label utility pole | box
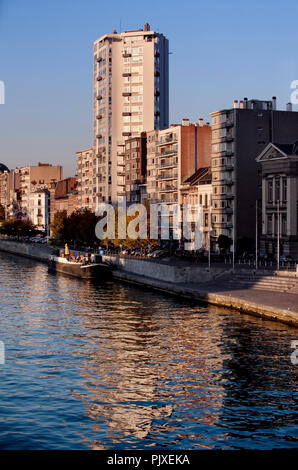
[208,207,211,270]
[255,200,258,270]
[232,211,235,270]
[277,199,280,270]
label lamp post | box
[277,199,280,270]
[255,200,258,270]
[208,207,211,270]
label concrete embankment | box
[0,239,51,262]
[0,240,297,327]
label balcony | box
[157,173,177,181]
[154,90,160,97]
[122,131,131,137]
[225,194,235,199]
[157,136,178,146]
[154,51,160,57]
[225,179,234,185]
[117,151,125,157]
[154,70,160,77]
[226,208,233,214]
[96,75,103,81]
[96,94,103,100]
[122,112,131,116]
[226,151,234,157]
[96,134,103,139]
[158,160,178,169]
[225,121,234,128]
[160,196,178,204]
[96,114,103,120]
[122,52,131,58]
[226,164,234,171]
[154,111,160,116]
[97,56,103,63]
[122,72,131,77]
[157,149,178,157]
[159,185,177,192]
[117,171,125,176]
[122,92,131,97]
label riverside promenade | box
[0,238,298,327]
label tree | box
[0,218,36,237]
[50,210,68,240]
[0,204,5,221]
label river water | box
[0,252,297,449]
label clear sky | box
[1,0,298,177]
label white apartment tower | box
[93,23,169,204]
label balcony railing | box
[157,137,178,146]
[157,160,178,169]
[157,173,177,180]
[157,149,178,158]
[159,185,177,192]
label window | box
[268,179,273,203]
[282,177,287,203]
[267,214,272,235]
[275,177,280,203]
[282,214,287,236]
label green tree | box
[0,218,36,237]
[50,210,68,240]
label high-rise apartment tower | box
[93,23,169,204]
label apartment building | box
[15,163,63,218]
[156,119,212,205]
[0,167,21,218]
[51,177,78,222]
[256,142,298,259]
[146,130,159,202]
[180,167,213,249]
[0,164,10,215]
[76,148,96,210]
[124,132,147,203]
[210,97,298,249]
[28,189,50,232]
[93,23,169,204]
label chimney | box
[198,118,204,126]
[233,100,238,109]
[113,29,117,34]
[272,96,277,110]
[286,102,292,112]
[239,100,244,109]
[144,22,150,31]
[182,118,190,126]
[243,97,248,109]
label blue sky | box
[1,0,298,176]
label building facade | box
[76,149,96,210]
[210,97,298,250]
[256,142,298,259]
[93,23,169,204]
[124,132,147,203]
[180,167,213,249]
[28,189,50,232]
[15,163,63,218]
[156,119,212,205]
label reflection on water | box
[0,252,297,449]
